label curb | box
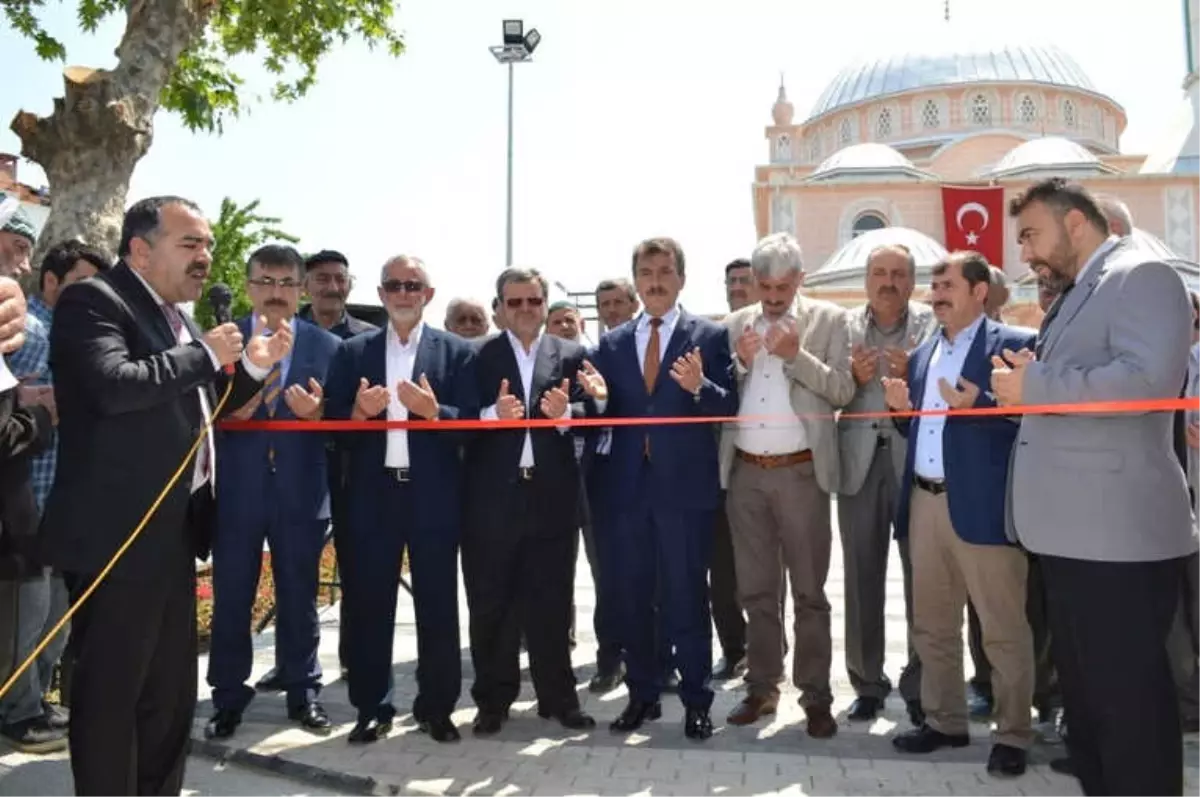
[189,736,385,796]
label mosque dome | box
[808,143,929,182]
[808,43,1103,121]
[987,136,1115,178]
[807,227,948,288]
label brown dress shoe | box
[804,705,838,739]
[727,693,779,726]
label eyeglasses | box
[248,277,302,289]
[505,297,545,309]
[454,315,487,325]
[310,273,351,287]
[381,279,426,294]
[726,274,753,286]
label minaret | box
[1186,0,1198,87]
[772,74,794,127]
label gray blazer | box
[719,298,855,495]
[836,301,937,497]
[1010,238,1198,562]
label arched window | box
[921,99,941,129]
[1018,94,1038,125]
[875,107,893,139]
[852,212,888,237]
[808,136,822,162]
[774,134,792,162]
[1062,99,1077,128]
[970,94,992,126]
[838,118,853,145]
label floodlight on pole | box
[490,20,541,268]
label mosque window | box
[875,107,893,140]
[1018,94,1038,125]
[1062,99,1077,128]
[838,118,853,145]
[920,99,941,129]
[808,136,822,162]
[969,94,992,126]
[1094,107,1105,138]
[774,134,792,162]
[852,211,888,237]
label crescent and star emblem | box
[956,202,990,246]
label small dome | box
[810,143,919,181]
[807,227,948,288]
[772,76,795,126]
[989,136,1110,177]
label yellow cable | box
[0,378,236,702]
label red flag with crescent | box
[941,185,1005,267]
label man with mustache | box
[324,255,477,744]
[204,245,340,741]
[884,250,1037,777]
[837,243,935,724]
[445,298,490,341]
[724,258,759,312]
[41,196,291,794]
[996,178,1194,795]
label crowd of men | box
[0,176,1194,796]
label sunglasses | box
[505,297,545,309]
[381,279,425,294]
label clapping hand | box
[990,348,1036,406]
[495,378,525,420]
[882,376,912,412]
[669,347,705,395]
[0,279,26,354]
[284,378,324,420]
[352,378,390,420]
[396,373,439,420]
[937,376,980,409]
[850,344,878,386]
[736,324,763,366]
[883,346,909,379]
[539,378,571,420]
[764,318,800,361]
[244,315,293,370]
[577,360,608,401]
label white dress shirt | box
[913,314,985,481]
[735,313,807,455]
[595,306,681,456]
[385,321,424,469]
[480,331,542,467]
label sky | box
[0,0,1190,329]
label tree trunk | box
[9,0,212,289]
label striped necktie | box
[263,361,283,416]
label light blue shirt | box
[265,317,297,387]
[913,314,985,481]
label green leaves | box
[195,196,299,330]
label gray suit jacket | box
[836,301,937,497]
[1010,238,1198,562]
[719,297,855,495]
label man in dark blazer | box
[588,237,737,740]
[463,268,596,735]
[884,251,1038,778]
[324,255,477,745]
[41,196,289,795]
[204,245,340,740]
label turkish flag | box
[941,185,1006,267]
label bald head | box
[1094,194,1133,238]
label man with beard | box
[324,255,476,744]
[837,244,934,724]
[995,178,1194,795]
[204,245,339,740]
[41,196,290,794]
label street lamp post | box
[490,20,541,267]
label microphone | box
[206,283,236,374]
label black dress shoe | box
[892,724,970,754]
[1049,757,1074,776]
[254,667,284,693]
[204,709,242,740]
[588,664,625,694]
[986,743,1027,777]
[472,710,507,737]
[905,698,925,727]
[684,707,713,740]
[419,716,461,743]
[288,702,333,734]
[347,717,392,744]
[712,656,747,681]
[847,696,883,721]
[610,700,662,733]
[538,707,596,730]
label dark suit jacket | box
[0,388,52,579]
[589,310,737,512]
[40,263,263,580]
[324,324,478,533]
[464,333,592,536]
[215,317,340,525]
[894,317,1037,546]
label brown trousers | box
[727,458,832,708]
[909,488,1034,748]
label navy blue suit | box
[324,325,477,723]
[894,318,1037,545]
[208,317,340,714]
[590,310,737,708]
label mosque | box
[756,0,1200,317]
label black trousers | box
[710,495,746,663]
[1042,554,1184,796]
[463,480,578,715]
[327,445,352,672]
[64,567,196,796]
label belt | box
[386,467,411,483]
[735,449,813,469]
[913,475,947,495]
[518,466,535,482]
